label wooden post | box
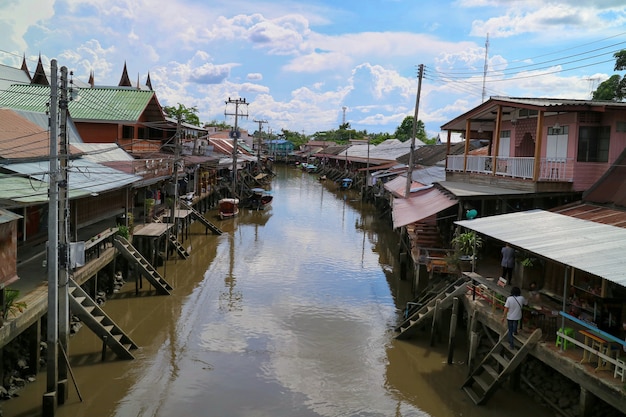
[430,299,441,346]
[467,310,479,373]
[447,297,459,364]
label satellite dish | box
[466,209,478,220]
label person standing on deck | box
[500,242,515,284]
[502,286,527,349]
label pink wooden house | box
[440,97,626,193]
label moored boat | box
[248,188,273,210]
[218,198,239,219]
[340,178,353,189]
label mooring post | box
[447,297,459,364]
[101,336,107,362]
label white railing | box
[446,155,572,181]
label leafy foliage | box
[163,103,200,126]
[3,289,27,320]
[394,116,427,143]
[591,50,626,101]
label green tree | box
[280,129,308,149]
[205,120,231,130]
[163,104,200,126]
[592,50,626,101]
[394,116,427,143]
[593,75,621,101]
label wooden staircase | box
[113,235,173,295]
[462,328,542,405]
[395,276,469,340]
[68,278,138,360]
[180,201,223,235]
[168,234,190,259]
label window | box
[546,125,568,161]
[498,130,510,157]
[577,126,610,162]
[122,125,134,139]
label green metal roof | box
[0,84,156,122]
[0,172,90,208]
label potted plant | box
[450,231,483,272]
[2,289,27,322]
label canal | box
[5,166,553,417]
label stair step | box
[473,375,491,393]
[462,386,481,405]
[113,334,123,342]
[103,325,114,333]
[492,353,510,368]
[94,315,105,323]
[482,364,499,380]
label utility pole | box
[224,98,248,193]
[405,64,424,198]
[482,33,489,103]
[253,118,267,161]
[44,59,59,417]
[57,65,70,404]
[170,115,181,227]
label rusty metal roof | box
[456,209,626,287]
[583,147,626,209]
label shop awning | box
[392,188,458,229]
[455,209,626,287]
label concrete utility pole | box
[224,98,248,193]
[44,59,59,417]
[253,119,267,161]
[171,115,181,227]
[405,64,424,198]
[57,65,70,404]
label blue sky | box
[2,0,626,138]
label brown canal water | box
[5,166,553,417]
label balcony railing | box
[447,155,573,181]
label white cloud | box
[0,0,55,52]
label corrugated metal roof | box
[583,147,626,209]
[0,208,22,223]
[438,181,533,197]
[553,203,626,228]
[1,158,141,197]
[393,188,458,229]
[0,84,156,122]
[72,143,135,163]
[0,172,84,206]
[456,209,626,287]
[0,109,50,159]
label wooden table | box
[579,329,612,371]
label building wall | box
[75,122,119,143]
[73,189,126,229]
[0,221,17,284]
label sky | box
[1,0,626,139]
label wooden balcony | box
[446,155,574,193]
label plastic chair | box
[556,327,575,350]
[615,358,625,382]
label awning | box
[392,188,458,229]
[455,209,626,287]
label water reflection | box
[3,166,551,417]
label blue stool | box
[556,327,574,350]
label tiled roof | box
[0,84,157,122]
